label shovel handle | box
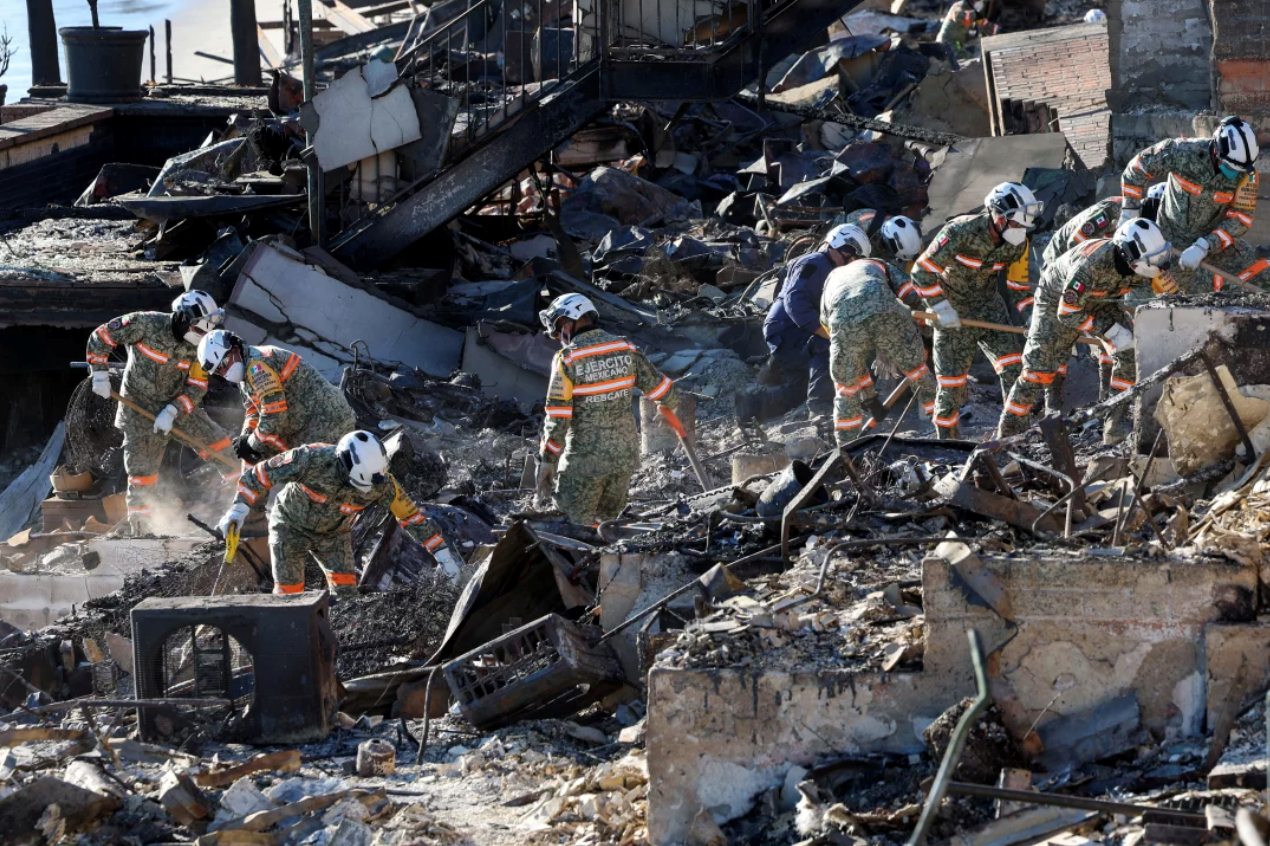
[912,312,1101,346]
[1167,247,1262,295]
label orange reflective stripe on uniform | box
[261,400,289,415]
[186,375,208,390]
[1057,365,1068,375]
[1016,297,1035,312]
[129,474,159,486]
[257,433,287,452]
[299,484,328,504]
[1110,376,1135,391]
[1121,184,1143,199]
[922,400,936,414]
[1213,229,1234,249]
[274,583,305,595]
[326,573,357,587]
[915,281,944,297]
[1213,191,1235,204]
[175,395,194,414]
[573,376,636,396]
[338,502,366,515]
[1227,209,1254,227]
[1130,157,1152,178]
[281,353,301,381]
[646,375,673,401]
[1022,369,1055,385]
[1078,316,1095,332]
[937,373,968,388]
[237,484,259,504]
[254,462,272,488]
[897,281,915,299]
[86,354,109,365]
[94,326,117,347]
[903,363,929,382]
[1172,174,1203,196]
[1057,300,1083,316]
[992,353,1022,373]
[835,375,874,397]
[423,533,444,552]
[835,415,863,431]
[933,411,960,428]
[544,439,562,455]
[134,342,169,364]
[562,340,634,365]
[545,406,573,418]
[176,361,191,371]
[1005,400,1032,416]
[1006,280,1030,291]
[398,511,427,528]
[954,254,983,269]
[917,256,942,276]
[1239,259,1270,281]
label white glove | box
[217,502,249,538]
[1178,238,1210,271]
[433,547,462,583]
[1104,323,1134,353]
[152,403,179,435]
[1118,206,1139,225]
[91,371,112,400]
[932,299,962,330]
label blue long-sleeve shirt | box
[763,251,835,344]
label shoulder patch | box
[1080,222,1095,236]
[1062,290,1078,304]
[936,233,950,249]
[267,451,293,468]
[107,317,125,331]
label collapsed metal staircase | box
[330,0,864,269]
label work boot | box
[1103,406,1131,446]
[997,413,1029,439]
[1045,375,1066,416]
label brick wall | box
[1212,0,1270,130]
[981,23,1111,169]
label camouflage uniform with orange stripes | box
[1122,138,1266,293]
[912,212,1030,439]
[540,328,678,525]
[233,443,451,595]
[1042,196,1127,404]
[935,1,998,58]
[997,238,1148,436]
[235,345,356,461]
[820,259,936,445]
[85,311,234,529]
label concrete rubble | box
[4,0,1270,845]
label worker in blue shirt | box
[740,224,872,426]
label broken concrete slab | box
[228,242,463,381]
[299,59,423,172]
[645,669,966,844]
[0,422,65,543]
[0,776,122,844]
[1154,364,1268,476]
[1034,693,1141,772]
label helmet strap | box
[1113,248,1134,277]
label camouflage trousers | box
[554,467,631,526]
[931,295,1022,437]
[998,309,1135,436]
[269,522,357,597]
[1160,219,1269,293]
[120,406,235,532]
[829,310,937,446]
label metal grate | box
[157,625,255,711]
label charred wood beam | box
[734,90,963,147]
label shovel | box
[912,313,1101,346]
[658,406,712,491]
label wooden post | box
[164,20,172,84]
[298,0,323,246]
[230,0,263,85]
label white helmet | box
[985,182,1044,230]
[337,430,389,492]
[1146,183,1166,201]
[172,290,223,346]
[880,216,922,260]
[197,329,246,383]
[538,293,598,339]
[1084,9,1106,23]
[1214,116,1259,174]
[823,223,871,258]
[1114,218,1172,279]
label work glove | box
[152,403,179,435]
[534,458,555,508]
[931,299,962,330]
[1104,323,1134,353]
[433,546,462,583]
[91,371,112,400]
[1178,237,1210,271]
[217,502,250,539]
[1118,206,1139,226]
[234,435,263,465]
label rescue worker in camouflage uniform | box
[935,0,999,58]
[217,430,462,595]
[196,330,357,465]
[1042,186,1171,405]
[912,182,1043,439]
[843,209,924,265]
[535,294,679,526]
[819,226,937,444]
[997,219,1173,443]
[1120,117,1266,294]
[86,291,234,532]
